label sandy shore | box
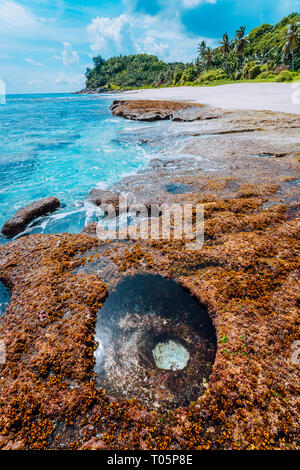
[117,83,300,115]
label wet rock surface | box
[109,108,300,210]
[0,195,299,450]
[88,189,120,210]
[0,103,299,450]
[94,274,217,410]
[1,197,60,238]
[110,100,220,122]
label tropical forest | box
[85,13,300,91]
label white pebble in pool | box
[152,340,190,371]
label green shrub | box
[243,61,258,78]
[260,64,270,73]
[173,69,183,85]
[109,83,121,91]
[275,70,294,82]
[181,66,197,83]
[248,65,262,79]
[199,68,227,83]
[258,71,276,79]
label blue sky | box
[0,0,299,93]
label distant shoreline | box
[111,82,300,115]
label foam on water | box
[0,93,156,243]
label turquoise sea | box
[0,93,156,244]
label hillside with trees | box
[85,54,184,91]
[84,13,300,92]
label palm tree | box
[235,26,247,56]
[198,40,207,60]
[194,56,203,74]
[283,22,300,70]
[202,47,214,68]
[253,50,271,65]
[234,26,248,71]
[220,33,231,57]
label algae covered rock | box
[1,197,60,238]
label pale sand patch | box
[114,83,300,115]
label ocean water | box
[0,281,10,317]
[0,93,156,243]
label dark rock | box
[110,100,217,122]
[1,197,60,238]
[111,100,173,121]
[74,86,107,95]
[88,189,120,210]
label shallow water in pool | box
[94,273,217,409]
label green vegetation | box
[85,13,300,91]
[85,54,184,91]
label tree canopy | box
[86,54,184,91]
[85,13,300,91]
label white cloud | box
[137,35,169,57]
[61,42,79,66]
[181,0,216,7]
[87,13,215,63]
[0,0,40,29]
[124,0,217,11]
[24,58,43,67]
[56,72,85,86]
[87,14,137,55]
[27,79,43,86]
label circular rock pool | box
[94,274,217,410]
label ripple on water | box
[0,94,156,240]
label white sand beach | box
[119,83,300,115]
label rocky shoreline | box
[0,99,299,450]
[110,99,221,122]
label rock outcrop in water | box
[88,189,120,210]
[1,197,60,238]
[74,86,107,95]
[110,100,220,122]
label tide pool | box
[0,93,155,243]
